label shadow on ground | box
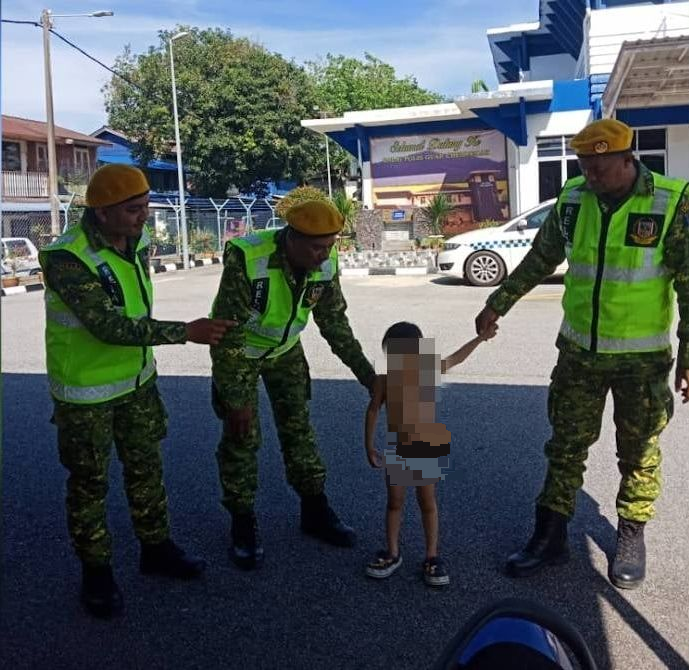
[1,373,685,669]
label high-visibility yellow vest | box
[39,223,155,404]
[557,172,688,353]
[220,230,337,359]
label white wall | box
[667,125,689,180]
[588,2,689,76]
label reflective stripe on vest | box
[557,172,686,354]
[48,357,156,403]
[40,222,155,403]
[228,230,338,359]
[559,319,671,352]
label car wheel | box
[464,250,506,287]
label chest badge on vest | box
[302,281,327,308]
[626,214,663,248]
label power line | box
[48,28,147,95]
[1,18,147,95]
[1,19,40,26]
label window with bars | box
[632,128,666,175]
[536,136,581,202]
[536,128,667,201]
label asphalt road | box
[2,267,688,669]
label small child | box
[364,321,497,586]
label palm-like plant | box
[471,79,489,93]
[331,191,361,237]
[421,193,454,236]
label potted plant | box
[2,253,20,288]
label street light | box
[169,31,190,270]
[313,107,333,198]
[40,8,114,237]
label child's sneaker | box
[423,557,450,587]
[365,551,403,579]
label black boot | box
[505,506,570,578]
[610,517,646,589]
[230,512,264,570]
[300,493,356,547]
[81,563,123,619]
[140,538,206,579]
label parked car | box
[1,237,41,275]
[437,199,566,286]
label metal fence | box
[1,196,282,260]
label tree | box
[331,191,361,237]
[305,54,444,189]
[104,28,321,197]
[421,194,454,236]
[307,53,443,116]
[275,185,328,219]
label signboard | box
[391,209,406,221]
[370,129,509,229]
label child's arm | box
[364,375,385,468]
[441,323,498,374]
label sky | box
[1,0,535,135]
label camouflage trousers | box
[52,381,170,566]
[537,348,674,522]
[215,342,326,514]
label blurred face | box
[286,230,337,271]
[577,152,635,197]
[94,193,150,241]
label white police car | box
[437,199,567,286]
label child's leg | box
[415,483,439,559]
[386,484,406,557]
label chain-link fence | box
[1,195,282,261]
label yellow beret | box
[285,200,344,236]
[569,119,633,156]
[86,164,150,208]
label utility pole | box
[41,9,60,236]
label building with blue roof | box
[302,0,689,245]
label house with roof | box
[90,126,183,195]
[2,115,109,202]
[301,0,689,247]
[1,115,111,244]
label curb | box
[0,283,46,297]
[151,257,221,273]
[340,267,437,277]
[1,257,223,297]
[2,260,436,296]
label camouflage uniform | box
[43,214,188,565]
[211,229,375,514]
[488,163,689,523]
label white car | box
[437,199,566,286]
[1,237,41,276]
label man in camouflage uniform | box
[40,165,233,618]
[475,119,689,589]
[210,198,380,570]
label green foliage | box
[420,193,454,235]
[331,191,360,236]
[471,79,490,93]
[189,228,216,254]
[104,27,320,197]
[275,185,328,218]
[305,53,444,191]
[478,219,502,229]
[307,53,443,115]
